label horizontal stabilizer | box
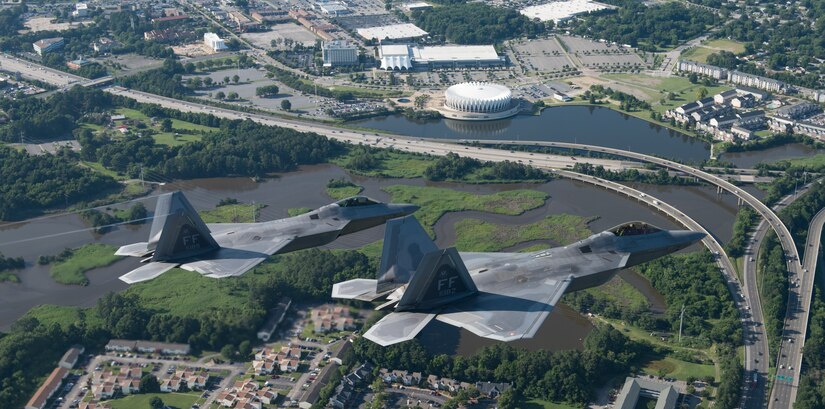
[363,312,436,347]
[332,279,388,301]
[115,242,152,257]
[119,262,179,284]
[436,276,572,341]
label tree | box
[150,396,164,409]
[255,85,280,98]
[698,87,708,99]
[215,91,225,100]
[160,118,173,132]
[281,99,292,111]
[227,92,239,100]
[221,344,235,360]
[203,77,213,87]
[140,374,160,393]
[238,340,251,358]
[223,76,230,84]
[232,74,240,84]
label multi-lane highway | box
[0,54,86,86]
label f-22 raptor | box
[115,191,418,283]
[332,216,704,346]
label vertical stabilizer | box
[377,216,438,294]
[150,191,219,261]
[396,247,477,312]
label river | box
[0,164,744,353]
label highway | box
[768,198,825,409]
[0,54,86,87]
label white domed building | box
[439,82,520,121]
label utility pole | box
[252,200,256,223]
[678,304,686,343]
[139,165,145,188]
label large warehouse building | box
[378,44,506,70]
[357,23,428,41]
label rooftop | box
[357,23,427,40]
[414,45,500,62]
[520,0,614,23]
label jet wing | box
[363,312,436,347]
[206,223,257,235]
[119,262,180,284]
[435,276,572,342]
[332,279,390,301]
[179,236,294,278]
[115,242,152,257]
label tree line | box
[424,152,548,182]
[572,163,698,186]
[412,3,546,44]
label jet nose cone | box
[673,230,706,245]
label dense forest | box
[424,152,548,182]
[412,3,546,44]
[0,147,120,220]
[120,59,192,99]
[571,163,697,185]
[796,287,825,408]
[570,1,719,50]
[354,324,638,405]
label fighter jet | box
[332,216,705,346]
[115,191,419,284]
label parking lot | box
[511,38,573,73]
[243,23,320,48]
[559,35,645,70]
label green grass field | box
[642,356,716,381]
[50,244,122,286]
[114,108,216,147]
[383,185,549,227]
[107,392,201,409]
[773,153,825,170]
[602,73,732,114]
[200,203,266,223]
[22,304,104,330]
[681,39,746,63]
[326,185,363,200]
[453,214,592,252]
[81,161,125,180]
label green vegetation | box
[641,356,715,381]
[453,214,592,252]
[412,3,545,44]
[425,153,549,183]
[383,185,548,227]
[355,324,639,405]
[325,178,363,200]
[681,39,746,63]
[570,1,719,50]
[48,244,122,286]
[108,392,201,409]
[796,286,825,408]
[334,147,433,179]
[200,202,267,223]
[572,163,698,186]
[726,207,758,258]
[0,252,24,283]
[601,73,731,114]
[757,232,786,354]
[288,207,313,217]
[21,305,103,331]
[521,400,583,409]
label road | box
[0,54,86,87]
[769,201,825,409]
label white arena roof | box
[357,23,428,40]
[414,45,500,63]
[520,0,613,23]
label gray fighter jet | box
[332,216,704,346]
[115,191,419,284]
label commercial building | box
[92,37,117,53]
[32,37,64,56]
[614,377,679,409]
[257,297,291,341]
[445,82,512,113]
[378,44,505,70]
[67,57,93,70]
[72,3,88,17]
[357,23,427,41]
[520,0,614,23]
[404,2,432,11]
[318,1,350,16]
[204,32,228,52]
[250,8,290,23]
[323,40,359,67]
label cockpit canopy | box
[609,222,662,237]
[336,196,380,208]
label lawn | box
[383,185,549,228]
[453,214,592,252]
[22,304,104,330]
[602,73,732,114]
[81,161,126,180]
[114,107,217,147]
[107,392,201,409]
[152,132,203,147]
[200,203,266,223]
[642,356,716,381]
[50,243,122,285]
[681,39,746,63]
